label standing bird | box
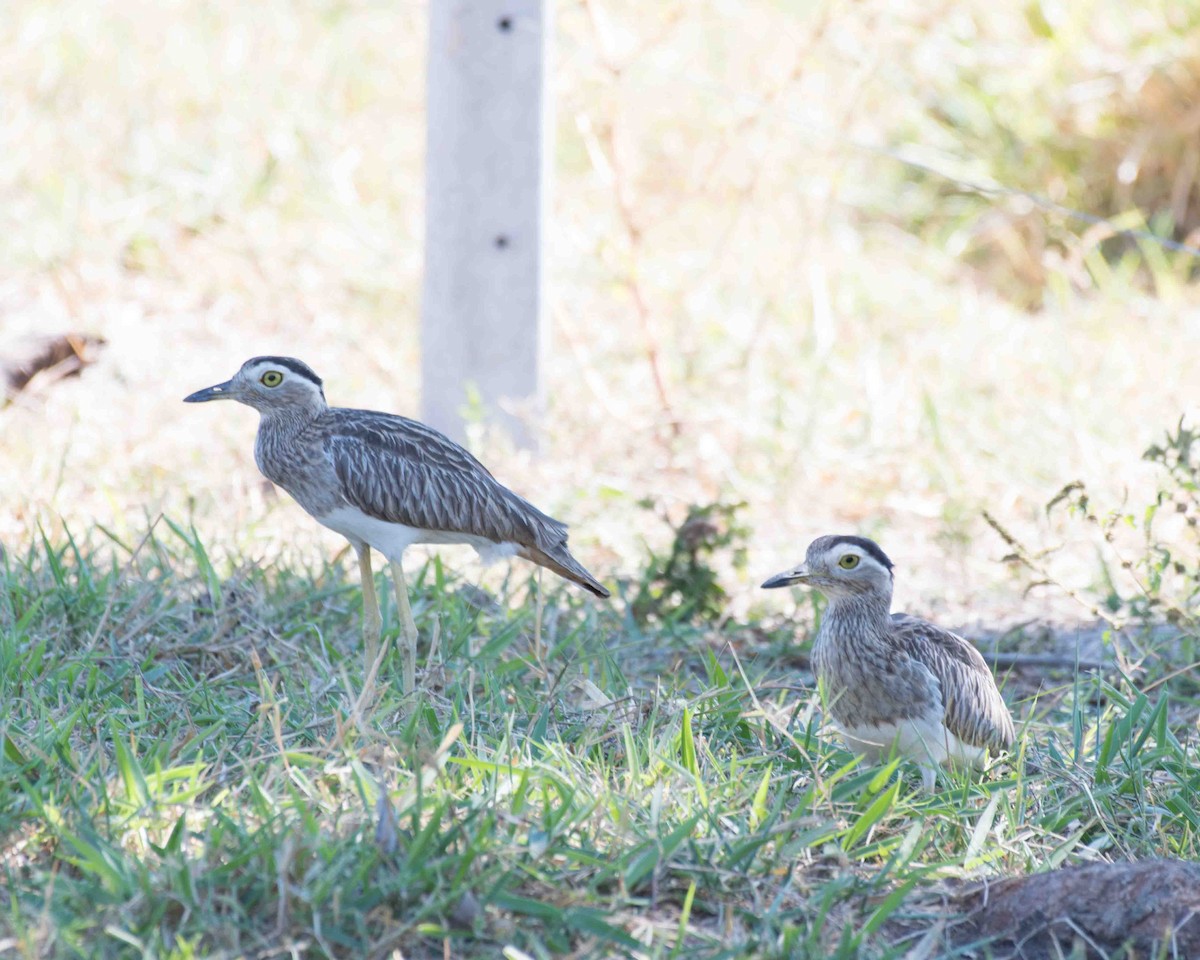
[185,356,609,693]
[761,535,1014,791]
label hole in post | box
[497,16,513,31]
[494,234,510,249]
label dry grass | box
[5,3,1200,956]
[2,0,1197,634]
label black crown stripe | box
[828,535,894,572]
[247,356,324,389]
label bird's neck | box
[823,590,893,638]
[253,405,324,491]
[258,404,323,436]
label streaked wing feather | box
[890,613,1015,752]
[327,409,567,547]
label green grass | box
[3,525,1200,958]
[6,1,1200,954]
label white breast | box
[317,505,519,565]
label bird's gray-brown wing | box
[324,408,609,597]
[325,408,564,544]
[890,613,1016,753]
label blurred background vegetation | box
[8,5,1200,955]
[2,0,1199,625]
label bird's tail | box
[518,543,610,598]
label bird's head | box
[184,356,327,416]
[761,534,895,601]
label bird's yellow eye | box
[260,370,283,387]
[838,554,860,570]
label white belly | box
[839,717,986,771]
[317,505,520,565]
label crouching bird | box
[185,356,609,693]
[762,534,1014,791]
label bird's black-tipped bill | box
[761,568,809,589]
[183,380,235,403]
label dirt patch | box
[940,859,1200,958]
[1,332,106,402]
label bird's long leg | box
[389,558,418,696]
[532,566,545,672]
[355,543,382,673]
